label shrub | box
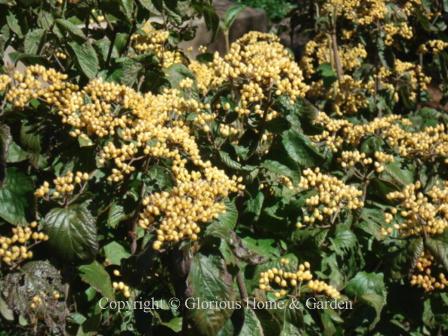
[0,0,448,335]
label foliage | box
[0,0,448,335]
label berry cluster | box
[0,222,48,266]
[258,260,340,299]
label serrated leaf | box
[56,18,86,40]
[6,11,23,37]
[103,241,130,265]
[43,203,98,260]
[107,202,126,228]
[68,41,99,79]
[425,237,448,272]
[0,168,33,225]
[345,272,386,330]
[78,261,114,300]
[282,130,323,167]
[24,29,45,55]
[187,254,235,336]
[205,199,238,239]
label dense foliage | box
[0,0,448,335]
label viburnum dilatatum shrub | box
[0,0,448,335]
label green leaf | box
[425,237,448,272]
[120,0,134,21]
[78,261,114,300]
[24,29,45,55]
[103,241,130,265]
[107,202,126,228]
[165,63,194,88]
[317,63,337,87]
[222,5,246,31]
[0,168,33,225]
[6,141,29,163]
[6,11,23,37]
[330,228,357,256]
[56,18,87,40]
[187,254,235,336]
[239,308,264,336]
[282,130,323,168]
[68,41,99,79]
[345,272,387,330]
[43,203,98,260]
[245,191,264,220]
[205,199,238,239]
[0,296,14,321]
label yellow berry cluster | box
[258,260,340,299]
[140,171,244,250]
[55,51,67,60]
[189,32,309,122]
[312,113,447,162]
[323,0,387,26]
[382,181,448,237]
[2,66,245,250]
[0,222,48,266]
[0,74,11,92]
[296,168,363,227]
[30,290,62,310]
[339,150,394,173]
[419,40,448,54]
[5,65,78,108]
[35,171,90,200]
[410,252,448,292]
[131,21,182,68]
[112,281,132,298]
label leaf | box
[6,11,23,37]
[425,237,448,272]
[78,261,114,300]
[68,41,99,79]
[317,63,337,88]
[107,202,126,228]
[0,168,33,225]
[0,296,14,321]
[164,63,195,88]
[282,130,323,168]
[120,0,134,21]
[239,308,264,336]
[330,229,358,256]
[6,141,29,163]
[194,2,219,39]
[344,272,387,330]
[56,19,86,40]
[24,29,45,55]
[103,241,130,265]
[261,160,297,181]
[222,5,246,31]
[43,203,98,260]
[245,192,265,220]
[187,254,235,336]
[205,199,238,239]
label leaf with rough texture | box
[205,199,238,239]
[78,261,114,300]
[68,41,99,79]
[24,29,45,55]
[239,308,264,336]
[425,236,448,272]
[187,254,235,336]
[0,168,33,225]
[43,203,98,260]
[56,19,86,40]
[345,272,386,330]
[282,130,323,167]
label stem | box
[237,271,249,303]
